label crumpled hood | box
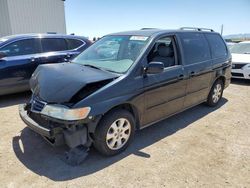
[30,63,118,103]
[232,53,250,64]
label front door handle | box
[64,54,72,61]
[66,53,72,58]
[190,71,196,77]
[30,57,36,62]
[178,74,184,80]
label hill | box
[224,33,250,40]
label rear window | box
[67,39,84,50]
[179,33,210,65]
[41,38,68,52]
[205,34,227,58]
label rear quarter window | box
[67,39,84,50]
[179,33,210,65]
[205,34,227,58]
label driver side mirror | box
[145,62,164,74]
[0,52,7,60]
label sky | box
[64,0,250,39]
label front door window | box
[0,39,40,57]
[147,36,177,68]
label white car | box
[226,42,235,50]
[230,41,250,79]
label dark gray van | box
[19,28,231,162]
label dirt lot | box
[0,80,249,188]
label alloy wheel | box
[105,118,131,150]
[212,83,222,103]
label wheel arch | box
[102,103,140,130]
[206,75,226,101]
[213,75,226,88]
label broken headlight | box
[41,104,91,121]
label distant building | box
[0,0,66,38]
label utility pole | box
[221,24,224,35]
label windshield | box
[230,43,250,54]
[72,35,149,73]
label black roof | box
[109,29,167,37]
[108,29,219,37]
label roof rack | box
[180,27,214,32]
[140,28,158,30]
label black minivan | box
[19,28,231,158]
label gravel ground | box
[0,79,249,188]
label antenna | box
[140,28,157,30]
[221,24,224,35]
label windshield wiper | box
[103,69,121,74]
[83,64,120,74]
[83,64,102,70]
[244,52,250,54]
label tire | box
[206,79,224,107]
[93,109,136,156]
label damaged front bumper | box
[19,103,101,148]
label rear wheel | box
[206,79,224,107]
[93,109,135,156]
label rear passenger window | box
[41,38,67,52]
[205,34,227,58]
[67,39,84,50]
[179,33,210,65]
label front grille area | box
[31,97,46,112]
[232,72,244,77]
[232,63,246,69]
[29,112,51,129]
[28,112,64,130]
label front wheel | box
[93,109,135,156]
[206,79,224,107]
